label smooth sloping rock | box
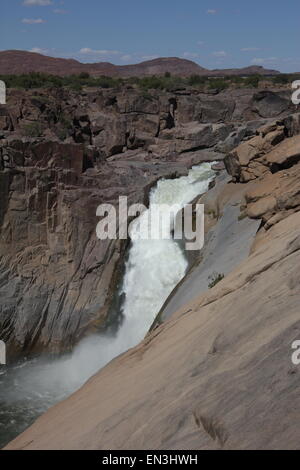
[5,212,300,450]
[156,177,261,323]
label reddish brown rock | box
[265,135,300,170]
[245,162,300,224]
[224,119,295,182]
[247,195,277,219]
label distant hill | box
[210,65,281,76]
[0,50,281,77]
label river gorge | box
[0,162,215,447]
[1,81,300,449]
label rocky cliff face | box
[0,85,296,358]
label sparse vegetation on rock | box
[208,272,225,288]
[23,121,43,137]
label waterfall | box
[118,162,216,344]
[0,162,215,447]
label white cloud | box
[29,47,49,54]
[241,47,260,52]
[197,41,205,46]
[79,48,93,54]
[120,54,133,62]
[207,9,217,14]
[252,58,264,64]
[183,52,199,59]
[79,48,120,56]
[53,9,68,14]
[213,50,227,57]
[22,18,46,23]
[251,57,278,64]
[23,0,52,5]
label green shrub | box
[56,113,73,140]
[69,82,82,91]
[244,75,260,88]
[0,72,123,91]
[238,212,248,221]
[23,122,43,137]
[188,75,207,86]
[94,76,120,88]
[163,76,185,91]
[0,71,281,93]
[272,75,289,85]
[208,272,225,289]
[230,76,245,85]
[79,72,90,79]
[138,76,165,90]
[208,79,229,91]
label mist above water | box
[0,162,215,447]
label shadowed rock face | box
[0,86,295,357]
[0,142,199,357]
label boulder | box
[91,114,127,156]
[245,162,300,224]
[247,196,277,219]
[265,135,300,170]
[159,122,233,154]
[251,90,292,118]
[225,125,285,182]
[283,112,300,137]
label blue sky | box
[1,0,300,72]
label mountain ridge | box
[0,50,281,77]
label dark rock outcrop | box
[1,87,294,158]
[0,138,199,357]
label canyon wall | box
[6,111,300,448]
[0,85,295,357]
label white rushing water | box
[120,162,216,344]
[0,162,215,446]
